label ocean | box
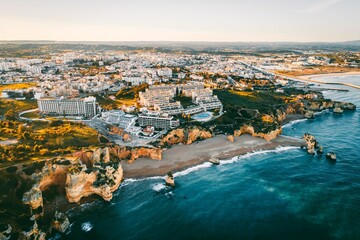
[62,75,360,240]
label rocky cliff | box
[302,133,321,155]
[65,161,123,203]
[108,146,162,163]
[306,99,356,112]
[162,127,212,146]
[23,148,124,207]
[234,125,282,142]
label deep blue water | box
[63,75,360,240]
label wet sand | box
[122,134,306,178]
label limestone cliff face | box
[186,127,212,145]
[108,146,162,163]
[130,147,162,163]
[74,147,111,167]
[302,133,319,155]
[65,162,123,203]
[308,100,334,111]
[65,148,123,203]
[234,125,282,142]
[162,127,212,146]
[227,135,235,142]
[306,100,356,112]
[23,161,69,212]
[23,148,124,208]
[22,186,43,211]
[334,101,356,110]
[162,128,186,145]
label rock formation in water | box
[333,107,344,114]
[165,172,175,187]
[51,211,70,233]
[302,133,320,155]
[304,111,315,119]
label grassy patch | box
[0,121,100,164]
[0,82,36,94]
[0,99,37,115]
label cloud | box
[300,0,343,13]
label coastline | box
[299,71,360,80]
[122,134,306,178]
[291,71,360,90]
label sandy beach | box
[122,134,306,178]
[299,72,360,80]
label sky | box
[1,0,359,42]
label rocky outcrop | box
[51,211,70,233]
[304,110,315,119]
[303,133,316,154]
[65,160,123,203]
[108,146,162,163]
[186,127,212,145]
[162,127,212,146]
[129,147,162,163]
[308,100,334,111]
[306,100,356,112]
[23,148,124,207]
[22,220,46,240]
[334,101,356,110]
[23,160,70,214]
[234,125,282,142]
[302,133,322,155]
[165,172,175,187]
[227,135,234,142]
[326,152,337,161]
[333,107,344,114]
[74,147,111,166]
[22,187,43,211]
[0,224,12,240]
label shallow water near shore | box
[63,75,360,240]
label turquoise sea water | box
[63,75,360,240]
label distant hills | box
[1,40,360,53]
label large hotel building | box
[37,96,98,118]
[138,111,180,129]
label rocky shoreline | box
[1,86,357,239]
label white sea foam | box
[81,222,93,232]
[173,162,213,178]
[220,146,300,165]
[165,191,174,198]
[152,183,166,192]
[123,176,165,184]
[314,109,330,116]
[282,118,307,128]
[121,147,299,185]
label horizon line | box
[0,39,359,44]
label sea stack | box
[209,157,220,165]
[326,152,337,161]
[333,107,344,114]
[165,172,175,187]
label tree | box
[4,109,17,121]
[18,124,24,134]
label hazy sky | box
[1,0,359,42]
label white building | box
[37,96,98,118]
[138,112,179,129]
